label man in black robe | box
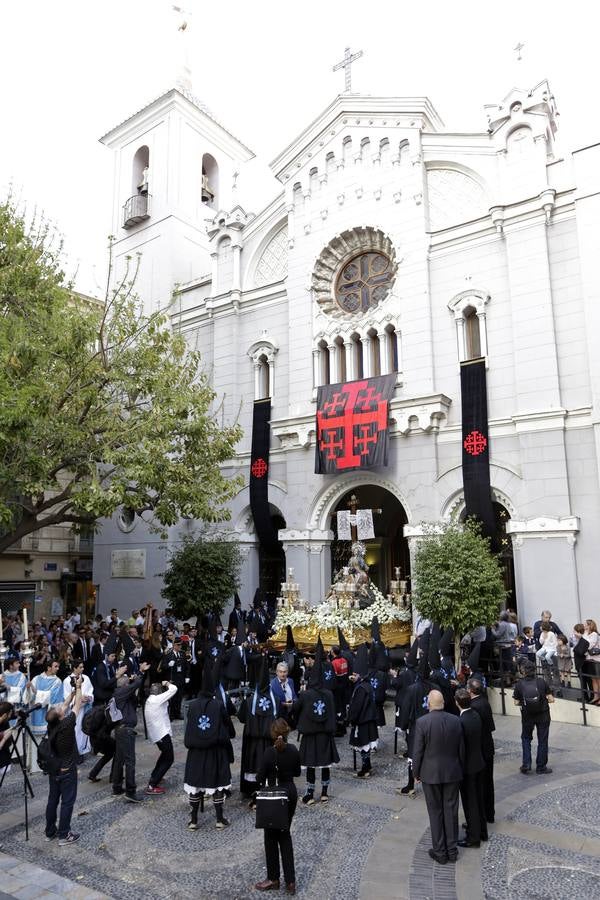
[184,659,233,830]
[238,654,278,800]
[348,643,379,778]
[223,620,248,690]
[293,637,339,803]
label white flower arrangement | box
[273,607,312,630]
[273,582,412,636]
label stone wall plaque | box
[111,549,146,578]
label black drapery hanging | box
[315,374,396,474]
[250,399,281,554]
[460,359,496,543]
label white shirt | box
[135,616,145,627]
[145,684,178,743]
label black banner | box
[315,375,396,475]
[250,399,281,553]
[460,359,496,541]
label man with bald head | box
[412,689,465,865]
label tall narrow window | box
[342,136,352,164]
[257,355,270,398]
[464,306,482,359]
[318,340,330,385]
[335,336,346,382]
[202,153,219,208]
[369,330,381,376]
[387,325,399,373]
[352,334,363,379]
[360,137,370,161]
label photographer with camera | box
[44,675,83,845]
[111,661,151,802]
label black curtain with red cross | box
[250,399,281,554]
[460,359,496,543]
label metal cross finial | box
[333,46,364,93]
[514,41,525,61]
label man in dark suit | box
[270,661,298,723]
[90,633,109,671]
[94,653,127,705]
[73,629,94,676]
[455,688,487,847]
[412,689,465,864]
[227,597,246,635]
[468,677,496,823]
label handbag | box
[255,755,289,830]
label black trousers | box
[89,741,115,780]
[264,795,297,883]
[460,770,487,842]
[149,735,174,787]
[112,726,136,795]
[481,756,495,822]
[422,781,460,860]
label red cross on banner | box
[315,375,396,474]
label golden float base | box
[269,621,411,651]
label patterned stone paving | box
[2,711,600,899]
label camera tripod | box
[0,709,40,841]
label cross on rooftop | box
[333,47,364,93]
[514,41,525,61]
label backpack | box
[37,733,61,776]
[520,677,547,715]
[81,705,106,737]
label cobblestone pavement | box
[1,710,600,899]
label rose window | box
[335,252,393,314]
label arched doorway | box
[329,486,409,593]
[258,505,286,609]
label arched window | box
[448,290,490,363]
[335,336,346,382]
[326,151,335,174]
[352,333,363,379]
[318,339,330,385]
[464,306,482,359]
[379,138,390,162]
[257,354,270,399]
[248,332,278,400]
[386,324,400,373]
[368,329,381,376]
[360,137,370,161]
[202,153,219,208]
[309,167,319,192]
[132,145,149,195]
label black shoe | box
[520,766,531,774]
[112,787,125,795]
[447,853,458,863]
[400,783,415,794]
[428,849,447,865]
[536,767,553,775]
[458,839,480,848]
[88,775,101,783]
[125,793,144,803]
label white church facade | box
[93,73,600,634]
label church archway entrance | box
[329,486,409,594]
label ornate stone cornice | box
[506,516,579,547]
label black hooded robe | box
[183,693,234,793]
[238,687,279,796]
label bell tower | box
[99,14,254,314]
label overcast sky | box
[0,0,593,295]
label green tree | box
[161,537,241,620]
[0,198,242,551]
[412,520,506,671]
